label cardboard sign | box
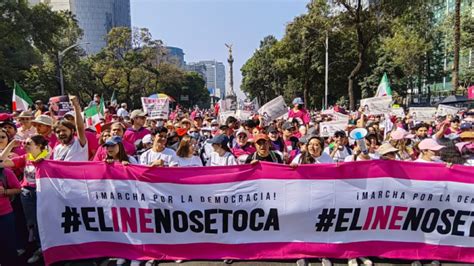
[49,95,72,117]
[436,104,460,117]
[141,97,169,119]
[332,112,350,122]
[360,96,392,115]
[409,107,437,122]
[258,96,288,125]
[319,120,348,137]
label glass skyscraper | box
[41,0,131,54]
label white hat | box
[142,134,153,144]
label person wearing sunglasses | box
[16,111,36,140]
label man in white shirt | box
[53,95,88,162]
[117,103,129,118]
[140,127,178,167]
[324,130,352,162]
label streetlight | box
[58,42,89,95]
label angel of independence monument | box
[225,43,237,110]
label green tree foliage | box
[242,0,472,109]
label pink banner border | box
[43,241,474,265]
[36,160,474,185]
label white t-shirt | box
[177,156,203,167]
[291,152,334,164]
[117,108,129,118]
[344,153,379,162]
[139,148,179,167]
[53,138,88,162]
[208,151,238,166]
[323,146,352,162]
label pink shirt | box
[288,108,310,125]
[123,127,151,146]
[93,140,136,161]
[0,168,21,215]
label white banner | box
[360,96,392,115]
[409,107,437,122]
[141,97,169,119]
[391,108,405,118]
[332,112,350,122]
[219,111,236,124]
[436,104,460,117]
[319,120,348,137]
[36,161,474,264]
[235,110,252,121]
[258,96,288,125]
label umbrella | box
[149,93,176,102]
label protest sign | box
[235,110,252,121]
[239,98,259,112]
[360,96,392,115]
[258,96,288,125]
[332,112,349,122]
[319,120,348,137]
[37,160,474,264]
[219,111,236,124]
[391,107,405,118]
[49,95,72,117]
[141,97,169,119]
[436,104,460,117]
[409,107,437,122]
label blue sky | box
[131,0,309,99]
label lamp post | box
[58,42,89,95]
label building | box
[163,46,185,69]
[185,61,226,99]
[40,0,131,54]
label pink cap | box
[390,128,408,140]
[418,139,445,151]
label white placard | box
[391,108,405,118]
[319,120,348,137]
[409,107,437,122]
[436,104,460,117]
[258,96,288,125]
[141,97,169,119]
[360,96,392,115]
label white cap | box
[142,134,153,144]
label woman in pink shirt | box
[2,135,50,264]
[288,97,310,125]
[0,167,21,265]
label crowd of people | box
[0,94,473,266]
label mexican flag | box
[375,72,392,97]
[110,90,117,106]
[84,98,105,132]
[12,81,33,111]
